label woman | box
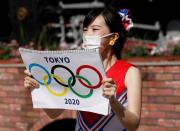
[24,6,142,131]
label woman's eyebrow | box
[91,25,102,28]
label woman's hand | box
[102,78,116,100]
[24,70,64,118]
[24,69,39,90]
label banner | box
[19,48,110,115]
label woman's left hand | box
[102,78,116,100]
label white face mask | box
[82,33,114,49]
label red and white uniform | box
[75,60,133,131]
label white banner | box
[19,48,110,115]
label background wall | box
[0,61,180,131]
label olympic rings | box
[51,65,76,87]
[29,63,103,98]
[68,75,93,98]
[29,63,51,85]
[76,65,102,89]
[44,74,68,96]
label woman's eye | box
[83,28,87,31]
[92,28,99,31]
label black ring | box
[51,65,76,87]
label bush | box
[169,44,180,56]
[122,40,150,58]
[0,45,12,60]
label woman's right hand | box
[24,70,64,118]
[24,70,39,90]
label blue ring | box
[29,63,51,85]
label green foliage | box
[0,45,12,60]
[132,46,148,56]
[169,44,180,56]
[122,45,149,58]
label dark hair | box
[83,6,128,59]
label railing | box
[59,0,105,9]
[133,21,160,31]
[49,1,161,47]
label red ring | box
[76,65,102,89]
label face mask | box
[82,33,114,49]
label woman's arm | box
[102,66,142,130]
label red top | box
[76,60,133,131]
[106,60,133,97]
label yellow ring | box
[43,74,68,96]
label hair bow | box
[118,9,133,31]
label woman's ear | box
[113,33,119,41]
[109,33,119,46]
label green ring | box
[68,75,93,98]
